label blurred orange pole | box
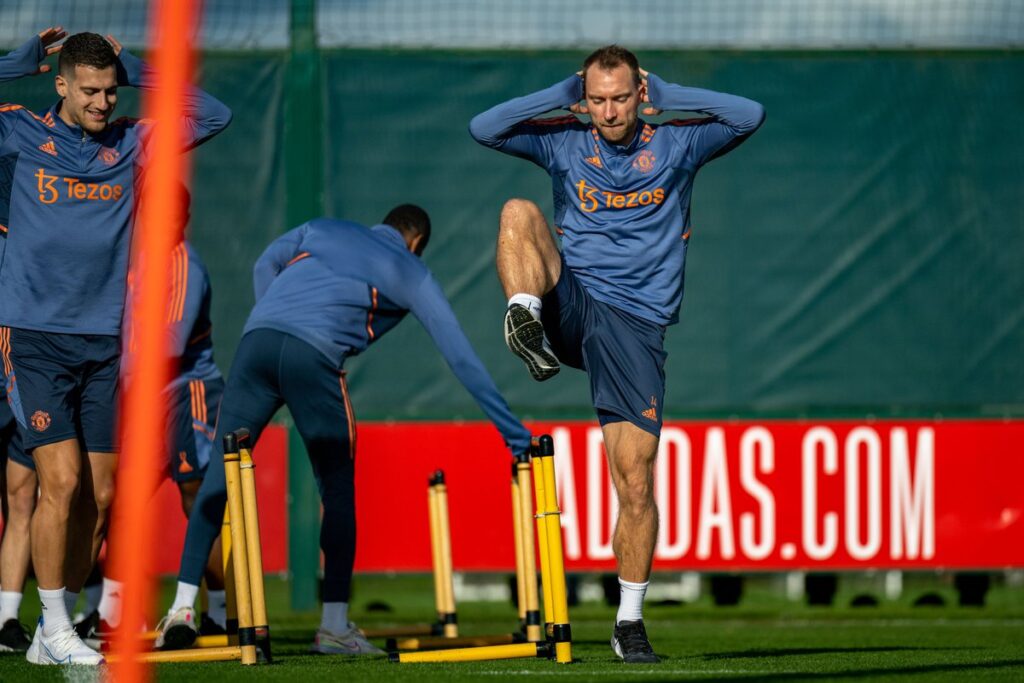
[108,1,200,681]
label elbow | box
[740,100,766,135]
[467,114,497,147]
[210,102,233,134]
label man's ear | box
[408,232,425,256]
[55,73,68,98]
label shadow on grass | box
[704,646,977,660]
[708,659,1024,680]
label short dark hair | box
[58,32,116,77]
[383,204,431,253]
[582,45,641,88]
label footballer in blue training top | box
[0,27,231,666]
[470,45,764,663]
[158,205,531,654]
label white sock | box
[84,582,102,615]
[320,602,349,634]
[206,589,227,629]
[0,591,23,623]
[39,587,73,636]
[64,590,79,617]
[170,582,200,614]
[508,293,542,320]
[98,578,124,627]
[616,578,648,624]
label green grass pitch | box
[0,574,1021,681]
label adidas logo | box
[178,451,194,473]
[38,138,57,157]
[641,395,658,421]
[584,144,602,168]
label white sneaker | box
[25,620,41,662]
[310,622,384,655]
[154,606,198,650]
[26,620,104,665]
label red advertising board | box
[353,420,1024,572]
[25,419,1015,575]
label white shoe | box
[26,620,104,665]
[25,620,41,662]
[310,622,384,655]
[154,606,198,650]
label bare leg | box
[496,198,562,298]
[30,439,82,590]
[0,460,38,592]
[604,420,662,662]
[64,452,116,593]
[604,421,660,582]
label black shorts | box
[541,261,668,437]
[2,327,120,452]
[166,376,224,483]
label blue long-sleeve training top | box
[246,218,532,456]
[123,240,222,390]
[0,35,232,335]
[469,73,764,326]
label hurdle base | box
[391,641,552,663]
[105,645,244,664]
[388,632,526,651]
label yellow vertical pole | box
[239,437,272,662]
[515,455,542,642]
[433,471,458,637]
[427,476,445,630]
[221,506,237,644]
[537,436,572,663]
[511,462,526,630]
[531,444,554,638]
[223,432,258,665]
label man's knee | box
[93,478,116,514]
[614,469,656,516]
[38,467,81,508]
[8,477,38,518]
[500,198,545,231]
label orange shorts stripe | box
[0,327,12,378]
[339,372,356,459]
[366,287,379,340]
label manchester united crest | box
[632,149,657,174]
[99,147,120,166]
[30,410,51,432]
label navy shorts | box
[0,393,32,471]
[183,328,356,600]
[2,327,120,452]
[541,261,668,437]
[166,376,224,483]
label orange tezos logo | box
[35,169,123,204]
[30,410,51,432]
[632,150,656,173]
[575,179,665,213]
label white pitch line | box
[477,671,807,676]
